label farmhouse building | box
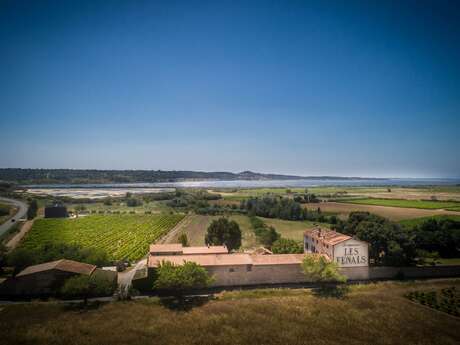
[133,229,371,291]
[147,251,310,287]
[130,243,314,290]
[304,227,369,267]
[0,259,117,297]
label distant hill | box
[0,168,383,185]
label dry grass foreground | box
[1,280,459,345]
[307,202,460,221]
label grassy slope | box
[0,280,459,345]
[339,198,460,210]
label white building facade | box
[304,227,369,268]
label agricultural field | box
[309,201,460,221]
[72,201,172,214]
[167,214,326,249]
[405,286,459,317]
[338,198,460,210]
[211,185,460,202]
[1,279,459,345]
[167,214,256,249]
[261,217,330,242]
[19,214,184,261]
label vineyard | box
[20,214,184,261]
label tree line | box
[241,197,338,223]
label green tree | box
[27,199,38,220]
[205,217,241,251]
[61,274,115,304]
[271,238,304,254]
[334,212,416,266]
[178,233,189,247]
[302,255,346,283]
[7,247,36,275]
[153,261,214,294]
[0,243,8,273]
[258,226,280,247]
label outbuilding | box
[0,259,116,298]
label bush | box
[302,255,346,283]
[271,238,304,254]
[153,261,214,294]
[205,217,241,251]
[61,274,116,302]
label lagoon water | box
[23,178,460,198]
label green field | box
[339,198,460,210]
[260,217,329,242]
[1,279,459,345]
[20,214,184,261]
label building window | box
[229,268,235,273]
[246,265,252,272]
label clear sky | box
[0,0,459,178]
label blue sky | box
[0,0,459,177]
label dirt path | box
[6,220,34,250]
[305,202,460,221]
[156,214,194,244]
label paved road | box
[118,258,147,294]
[0,197,28,238]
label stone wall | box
[340,265,460,281]
[206,264,307,287]
[141,263,460,291]
[207,264,460,287]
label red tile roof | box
[305,227,352,246]
[148,253,252,267]
[251,254,306,265]
[149,244,229,255]
[16,259,96,277]
[182,246,228,255]
[149,243,183,254]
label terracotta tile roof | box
[16,259,96,277]
[182,246,228,255]
[251,254,305,265]
[149,244,229,255]
[304,227,352,246]
[148,253,252,268]
[149,243,183,254]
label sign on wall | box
[334,240,368,267]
